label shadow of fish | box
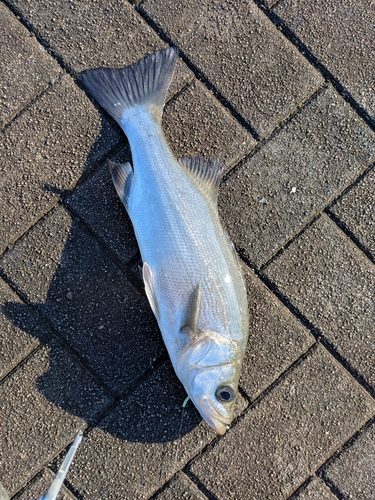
[81,47,249,434]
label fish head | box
[176,330,242,435]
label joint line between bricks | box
[0,262,119,398]
[0,135,124,261]
[180,343,320,487]
[247,164,375,275]
[132,1,260,141]
[2,0,75,76]
[1,75,64,134]
[316,414,375,492]
[222,82,328,182]
[249,264,375,400]
[252,0,375,133]
[326,210,375,268]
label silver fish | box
[81,47,249,434]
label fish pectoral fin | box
[142,262,160,320]
[108,160,133,212]
[179,157,224,211]
[180,283,202,337]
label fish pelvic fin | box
[80,47,178,124]
[143,262,160,320]
[180,283,202,337]
[108,160,133,212]
[179,157,224,212]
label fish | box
[81,47,249,435]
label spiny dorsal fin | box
[142,262,160,320]
[108,160,133,212]
[180,283,202,337]
[180,157,224,209]
[81,47,178,124]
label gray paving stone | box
[0,3,61,129]
[154,472,208,500]
[13,468,76,500]
[141,0,323,137]
[69,361,246,500]
[219,87,375,268]
[263,214,375,392]
[0,206,164,395]
[0,337,112,497]
[240,266,314,400]
[330,166,375,262]
[188,345,375,500]
[273,0,375,121]
[323,421,375,500]
[163,80,256,169]
[293,477,336,500]
[0,278,49,380]
[65,152,138,268]
[1,74,120,253]
[6,0,192,96]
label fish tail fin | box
[80,47,178,124]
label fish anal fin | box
[180,283,202,337]
[143,263,160,320]
[180,157,224,210]
[108,160,133,212]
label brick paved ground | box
[1,1,374,499]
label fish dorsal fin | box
[180,283,202,337]
[180,157,224,209]
[142,262,160,320]
[108,160,133,212]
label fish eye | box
[215,385,236,403]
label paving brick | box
[0,337,112,497]
[323,421,375,500]
[0,3,61,129]
[293,477,336,500]
[6,0,192,96]
[240,266,314,400]
[0,206,164,395]
[263,214,375,393]
[188,345,375,500]
[163,80,256,169]
[219,87,375,268]
[0,75,120,253]
[0,278,49,380]
[154,472,208,500]
[330,166,375,262]
[273,0,375,121]
[65,152,138,268]
[69,361,247,500]
[13,468,77,500]
[141,0,323,137]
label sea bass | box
[81,47,249,434]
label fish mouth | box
[197,397,233,435]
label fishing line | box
[173,396,190,470]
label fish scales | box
[81,47,249,434]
